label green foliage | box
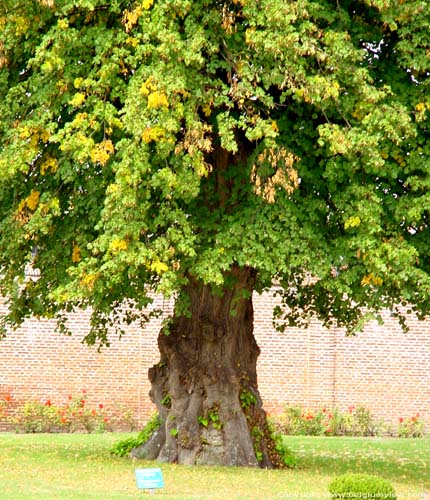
[160,394,171,408]
[272,433,298,469]
[110,412,161,457]
[329,473,396,499]
[1,0,430,346]
[240,390,257,409]
[198,405,222,430]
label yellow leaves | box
[271,121,279,133]
[142,126,166,143]
[201,103,212,117]
[57,19,69,30]
[72,112,88,127]
[69,93,86,108]
[415,102,425,112]
[15,190,40,224]
[19,126,50,144]
[72,244,81,263]
[123,8,141,33]
[414,101,429,122]
[150,259,169,274]
[140,77,169,109]
[176,88,191,99]
[122,1,154,33]
[24,190,40,211]
[109,238,128,253]
[245,28,256,46]
[361,273,383,287]
[140,76,156,96]
[297,77,340,105]
[90,139,114,166]
[74,78,84,89]
[147,91,169,109]
[142,0,154,9]
[344,216,361,229]
[40,130,51,143]
[14,16,31,36]
[80,273,98,292]
[40,157,58,175]
[126,37,139,47]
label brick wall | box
[1,290,429,430]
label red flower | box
[61,417,68,424]
[45,399,52,406]
[328,413,333,420]
[98,403,104,409]
[411,416,417,422]
[68,394,73,400]
[322,408,327,413]
[348,405,355,414]
[5,395,12,402]
[91,409,97,416]
[326,428,332,433]
[103,417,109,423]
[399,417,404,423]
[82,389,87,394]
[80,399,86,406]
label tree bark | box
[131,267,282,467]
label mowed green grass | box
[0,433,429,499]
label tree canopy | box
[1,0,430,335]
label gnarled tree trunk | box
[132,267,281,467]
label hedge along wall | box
[1,288,430,430]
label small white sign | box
[135,468,164,491]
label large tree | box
[1,0,430,467]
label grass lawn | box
[0,433,429,499]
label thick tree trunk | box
[131,267,281,467]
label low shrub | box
[10,392,110,433]
[271,405,425,438]
[338,405,376,437]
[271,406,338,436]
[272,433,298,468]
[397,414,424,438]
[2,391,136,433]
[329,473,396,499]
[110,412,161,457]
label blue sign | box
[135,468,164,490]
